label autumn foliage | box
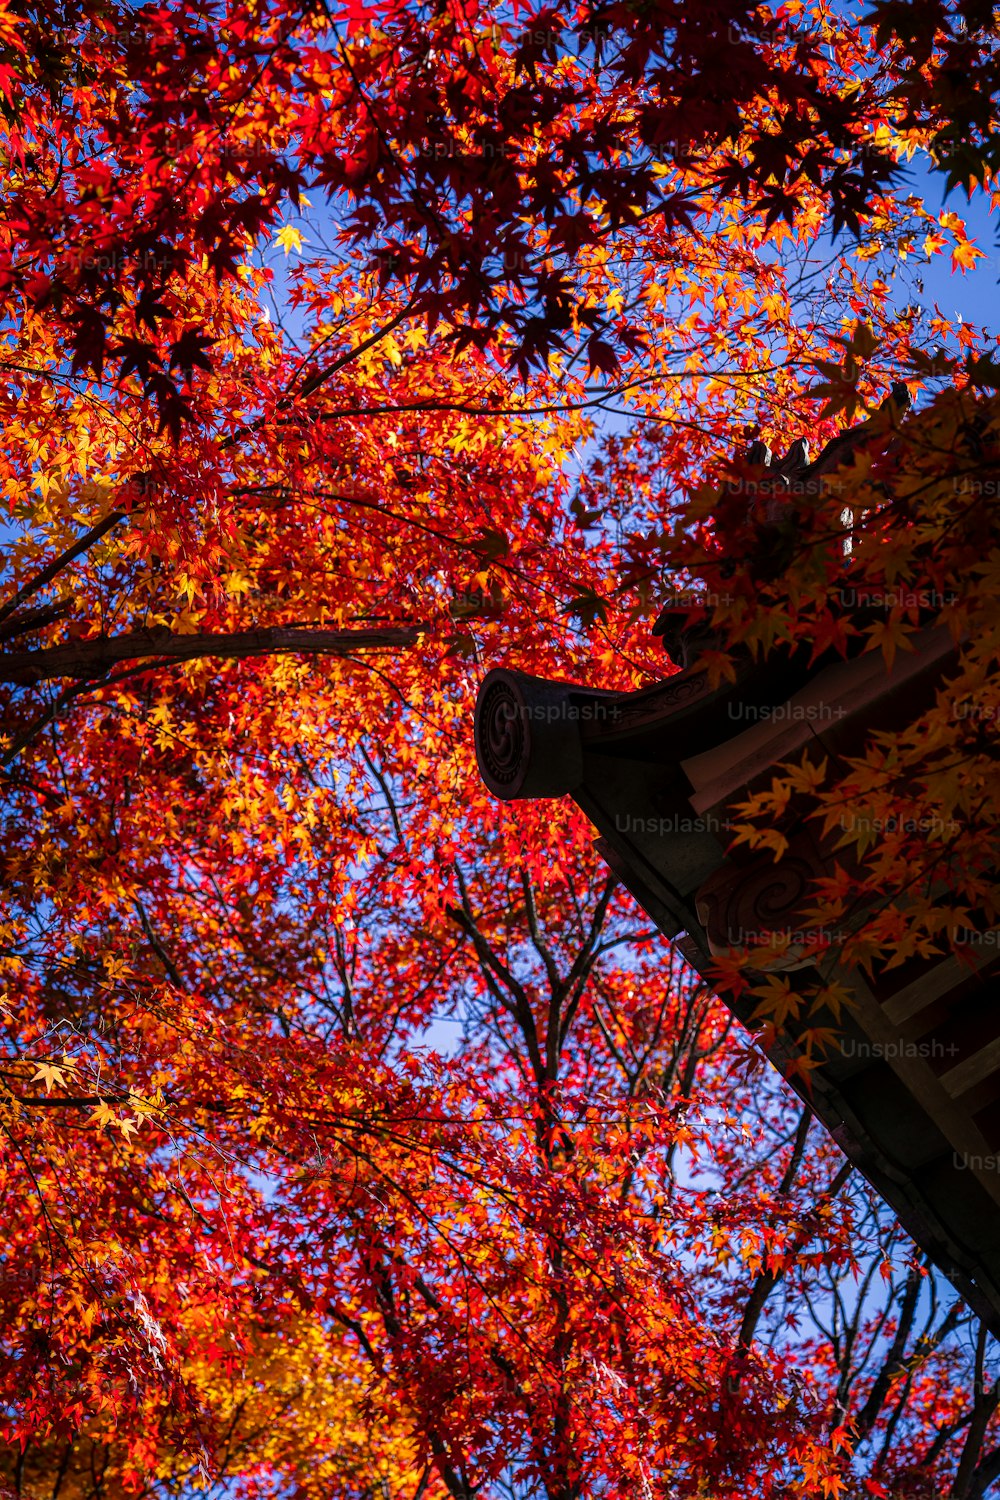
[1,1,1000,1497]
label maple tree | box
[1,0,1000,1497]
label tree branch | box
[0,510,128,627]
[0,623,423,683]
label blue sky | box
[891,159,999,337]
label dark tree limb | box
[0,623,422,684]
[0,509,128,628]
[733,1152,852,1382]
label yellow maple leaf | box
[88,1100,117,1132]
[31,1062,65,1094]
[274,224,305,256]
[952,238,985,272]
[865,616,916,670]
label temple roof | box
[474,609,1000,1335]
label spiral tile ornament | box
[477,677,526,791]
[474,668,586,800]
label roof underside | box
[474,631,1000,1335]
